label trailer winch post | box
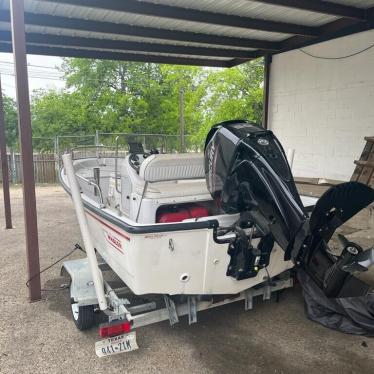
[62,153,108,311]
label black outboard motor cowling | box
[205,120,307,252]
[204,120,374,297]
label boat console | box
[109,138,317,227]
[118,152,214,223]
[127,142,160,173]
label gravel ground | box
[0,185,373,374]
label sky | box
[0,53,65,98]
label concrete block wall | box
[268,29,374,181]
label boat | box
[60,120,374,340]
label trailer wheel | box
[70,289,95,330]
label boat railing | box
[114,135,127,193]
[71,136,130,194]
[70,145,125,161]
[75,173,105,208]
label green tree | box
[61,59,167,133]
[2,94,18,149]
[194,59,264,145]
[30,58,264,150]
[60,59,207,136]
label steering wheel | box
[129,153,141,171]
[143,148,159,159]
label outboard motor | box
[204,120,374,297]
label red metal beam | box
[10,0,41,302]
[0,75,12,229]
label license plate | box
[95,331,138,357]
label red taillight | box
[99,320,131,338]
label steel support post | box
[0,76,12,229]
[262,54,272,129]
[10,0,41,301]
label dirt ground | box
[0,185,373,374]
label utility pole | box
[0,75,12,229]
[179,88,185,153]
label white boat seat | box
[139,153,205,182]
[135,179,210,199]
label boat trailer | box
[62,257,293,357]
[61,152,295,356]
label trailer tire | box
[70,287,95,330]
[71,302,95,330]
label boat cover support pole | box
[10,0,41,301]
[0,75,12,229]
[62,153,108,310]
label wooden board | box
[351,137,374,187]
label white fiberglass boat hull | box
[84,206,293,295]
[60,157,315,296]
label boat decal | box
[86,210,131,241]
[104,229,124,254]
[144,233,166,239]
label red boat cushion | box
[188,206,209,219]
[157,204,209,223]
[157,209,190,223]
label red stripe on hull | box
[86,210,131,241]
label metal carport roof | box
[0,0,374,67]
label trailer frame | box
[62,257,293,334]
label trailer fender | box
[61,258,100,307]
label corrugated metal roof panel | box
[142,0,339,26]
[19,0,338,28]
[0,0,372,66]
[10,0,372,46]
[152,0,374,12]
[0,21,256,51]
[328,0,374,7]
[20,1,292,40]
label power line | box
[0,70,63,79]
[0,60,61,70]
[0,71,65,81]
[0,64,63,75]
[299,42,374,60]
[0,60,64,81]
[0,64,62,72]
[2,83,15,89]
